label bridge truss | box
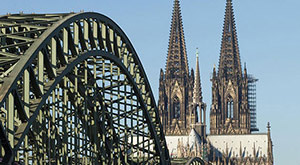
[0,12,170,164]
[186,157,205,165]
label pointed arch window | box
[227,96,234,119]
[173,96,180,119]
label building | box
[159,0,274,164]
[158,0,206,136]
[210,0,251,135]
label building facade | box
[158,0,206,136]
[210,0,251,135]
[160,0,274,164]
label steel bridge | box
[186,157,205,165]
[0,12,172,164]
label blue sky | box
[1,0,300,164]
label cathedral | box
[158,0,274,164]
[158,0,206,136]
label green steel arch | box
[185,157,205,165]
[0,12,170,164]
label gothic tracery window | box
[227,96,234,119]
[173,96,180,119]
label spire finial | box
[226,143,229,156]
[244,62,247,75]
[213,64,217,78]
[267,122,274,163]
[196,47,199,58]
[253,142,256,157]
[240,141,243,157]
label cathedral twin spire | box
[210,0,251,135]
[160,0,250,136]
[159,0,273,163]
[166,0,202,99]
[165,0,189,79]
[218,0,243,80]
[166,0,203,110]
[158,0,205,135]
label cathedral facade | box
[210,0,251,135]
[158,0,206,136]
[159,0,274,164]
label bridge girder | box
[186,157,205,165]
[0,12,170,164]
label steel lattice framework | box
[185,157,205,165]
[0,12,170,164]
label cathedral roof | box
[207,133,269,159]
[165,0,189,79]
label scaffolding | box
[248,75,259,132]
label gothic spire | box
[193,48,203,103]
[267,122,274,163]
[165,0,189,78]
[218,0,242,79]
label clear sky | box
[1,0,299,164]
